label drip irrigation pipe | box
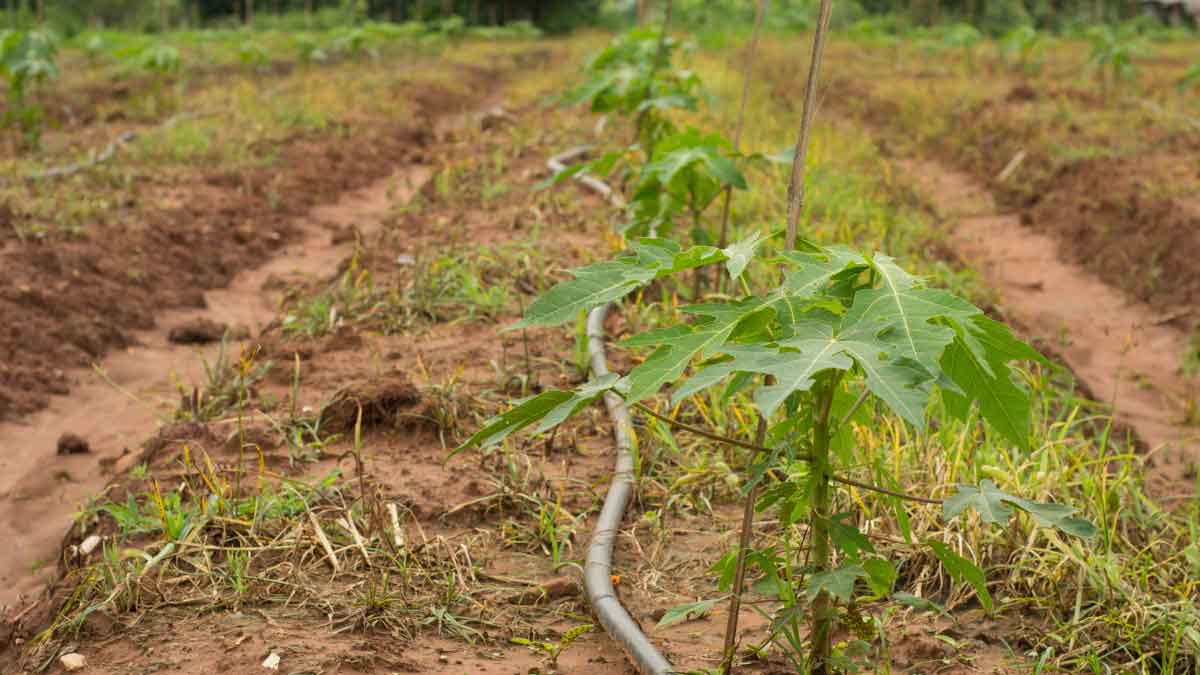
[22,131,140,181]
[9,112,203,185]
[547,148,671,675]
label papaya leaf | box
[656,597,724,628]
[805,563,867,603]
[722,232,766,281]
[940,336,1031,449]
[622,301,772,403]
[944,480,1097,538]
[513,261,655,329]
[778,245,870,301]
[863,558,898,597]
[893,591,946,615]
[451,390,575,456]
[829,513,876,559]
[532,374,622,435]
[513,242,729,330]
[840,254,980,368]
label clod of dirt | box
[509,577,579,605]
[55,433,90,456]
[318,371,422,434]
[478,105,513,131]
[330,224,362,245]
[223,425,279,453]
[168,318,244,345]
[1006,84,1038,102]
[891,634,952,668]
[60,652,86,671]
[133,422,217,471]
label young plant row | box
[2,19,514,149]
[458,24,1098,673]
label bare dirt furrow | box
[0,165,430,609]
[902,159,1199,495]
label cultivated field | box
[1,7,1198,675]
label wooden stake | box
[784,0,834,251]
[715,0,767,292]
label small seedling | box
[511,623,594,669]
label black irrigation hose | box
[548,149,672,675]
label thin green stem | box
[837,387,870,428]
[831,474,942,505]
[634,0,674,152]
[632,402,792,458]
[809,375,839,675]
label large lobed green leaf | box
[944,479,1097,538]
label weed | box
[511,623,594,669]
[178,337,274,422]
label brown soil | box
[900,158,1199,494]
[1028,154,1200,314]
[0,81,470,422]
[821,72,1200,326]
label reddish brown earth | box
[900,160,1199,494]
[0,82,472,422]
[820,73,1200,324]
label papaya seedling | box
[135,43,182,112]
[1179,61,1200,93]
[998,25,1042,74]
[626,128,747,241]
[564,27,704,152]
[237,39,269,69]
[941,23,982,74]
[0,27,58,148]
[1085,24,1145,95]
[456,236,1095,673]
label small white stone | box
[60,653,86,671]
[262,652,281,670]
[79,535,102,555]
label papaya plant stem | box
[714,0,767,294]
[720,414,768,675]
[634,0,674,152]
[784,0,834,250]
[810,375,840,675]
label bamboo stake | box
[715,0,767,293]
[722,4,837,672]
[784,0,834,251]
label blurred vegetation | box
[2,0,602,35]
[3,0,1196,37]
[669,0,1197,34]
